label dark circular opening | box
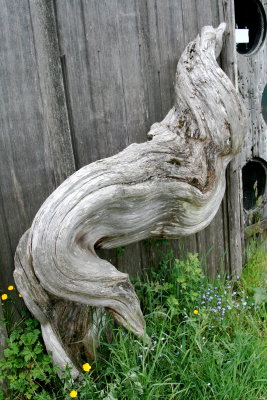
[262,84,267,124]
[242,160,266,210]
[234,0,267,55]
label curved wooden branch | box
[14,23,247,375]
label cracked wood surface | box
[14,23,247,375]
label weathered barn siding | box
[1,0,265,295]
[0,0,76,289]
[236,0,267,236]
[238,1,267,164]
[53,0,233,278]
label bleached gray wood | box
[0,0,75,292]
[28,0,76,182]
[0,0,230,286]
[54,0,192,277]
[0,190,14,289]
[219,0,244,277]
[236,0,267,232]
[196,0,225,276]
[236,0,267,165]
[14,24,247,373]
[0,0,56,285]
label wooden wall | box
[237,0,267,237]
[0,0,261,296]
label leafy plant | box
[0,318,59,400]
[1,241,267,399]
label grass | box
[0,239,267,399]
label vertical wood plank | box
[0,190,14,289]
[0,0,249,286]
[175,0,199,256]
[181,0,198,43]
[236,1,267,239]
[28,0,76,183]
[194,0,228,277]
[222,196,231,275]
[54,0,237,277]
[219,0,243,276]
[0,0,75,289]
[0,0,55,255]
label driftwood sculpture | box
[14,23,247,376]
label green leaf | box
[35,392,52,400]
[21,330,39,346]
[253,287,267,305]
[32,368,46,381]
[34,342,43,354]
[9,342,20,355]
[162,282,174,290]
[167,295,179,307]
[3,348,14,358]
[21,348,34,362]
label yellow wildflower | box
[1,294,8,301]
[193,309,199,315]
[7,285,14,291]
[18,294,23,298]
[69,390,78,398]
[82,362,92,372]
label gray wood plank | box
[53,0,232,278]
[0,0,56,249]
[0,189,14,289]
[137,0,188,271]
[0,0,251,288]
[236,1,267,248]
[54,0,188,276]
[188,0,221,271]
[218,0,244,277]
[222,196,231,276]
[195,0,214,29]
[0,0,75,287]
[237,27,267,164]
[55,0,132,166]
[28,0,76,182]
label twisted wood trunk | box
[14,23,247,376]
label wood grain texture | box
[237,0,267,219]
[14,24,247,373]
[237,0,267,165]
[219,0,244,276]
[196,0,226,276]
[54,0,233,275]
[0,0,75,290]
[28,0,76,183]
[0,0,56,292]
[236,0,267,230]
[0,189,14,289]
[0,0,243,290]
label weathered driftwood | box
[14,23,247,375]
